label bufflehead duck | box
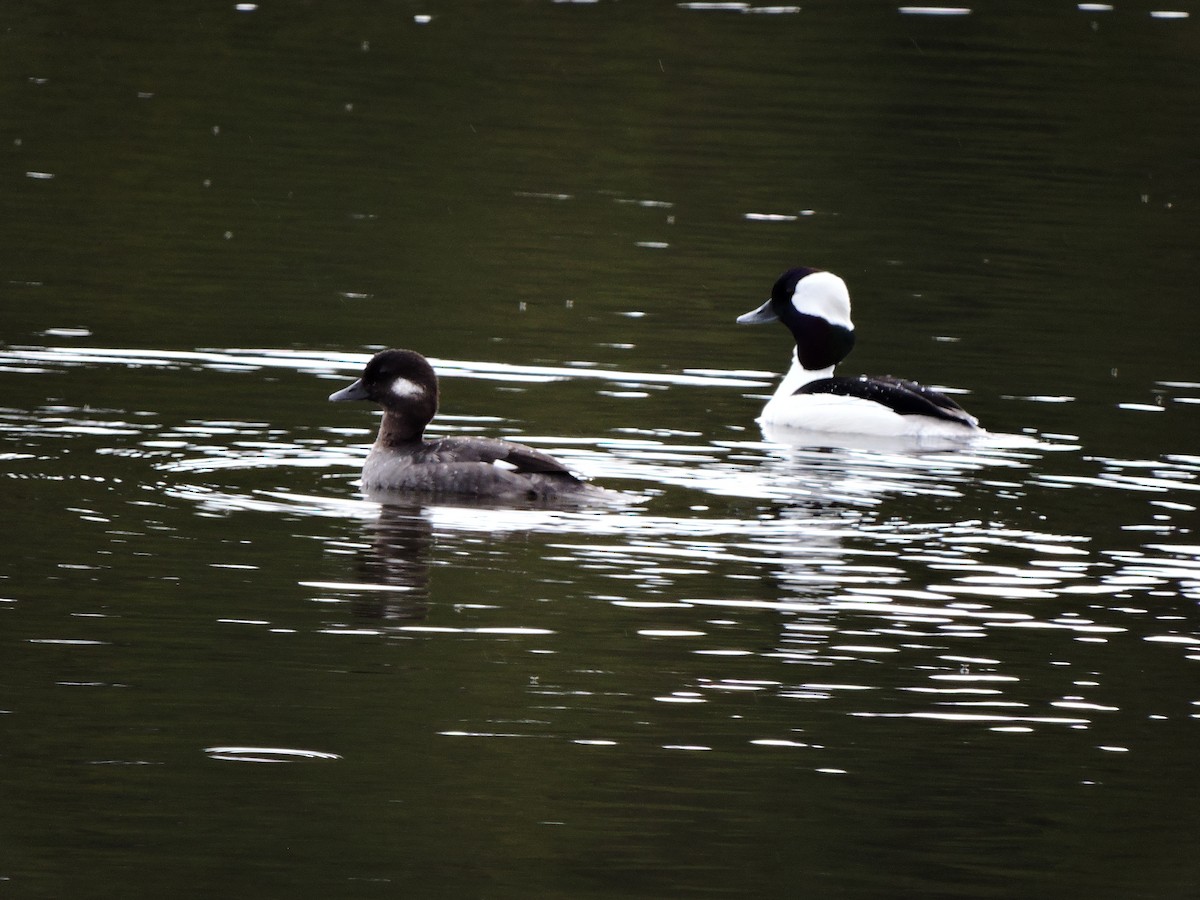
[329,349,593,500]
[737,267,982,437]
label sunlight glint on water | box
[4,345,1195,750]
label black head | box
[738,267,856,371]
[769,267,824,313]
[329,349,439,443]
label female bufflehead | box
[737,267,982,437]
[329,349,593,500]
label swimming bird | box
[329,349,594,499]
[737,267,982,437]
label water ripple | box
[204,746,342,763]
[6,343,1200,738]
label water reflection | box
[324,500,435,622]
[3,342,1199,737]
[204,746,341,763]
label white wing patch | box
[390,377,426,400]
[493,459,518,471]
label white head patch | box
[390,377,427,400]
[791,271,854,329]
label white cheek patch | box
[792,271,854,329]
[390,377,426,400]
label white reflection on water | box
[677,1,802,11]
[898,6,972,15]
[0,344,765,388]
[4,343,1200,746]
[204,746,341,763]
[1039,454,1200,496]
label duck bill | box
[736,298,778,325]
[328,379,369,402]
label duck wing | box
[420,437,580,476]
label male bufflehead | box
[737,267,982,437]
[329,349,593,500]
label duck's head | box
[738,267,856,371]
[329,348,439,443]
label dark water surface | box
[3,2,1199,897]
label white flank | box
[762,392,977,438]
[758,354,978,437]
